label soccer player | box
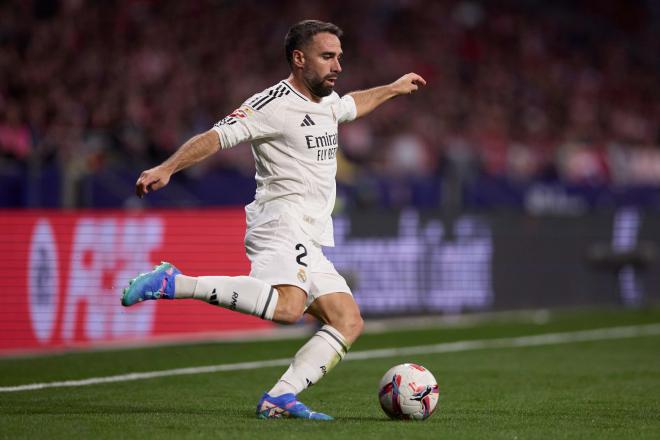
[122,20,426,420]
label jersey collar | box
[281,80,310,102]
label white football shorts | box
[244,213,352,308]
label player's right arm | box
[136,94,282,198]
[135,130,220,198]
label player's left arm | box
[348,73,426,119]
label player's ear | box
[292,49,305,68]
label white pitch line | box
[2,323,659,393]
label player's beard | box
[306,72,336,98]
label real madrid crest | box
[297,268,307,283]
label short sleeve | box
[212,101,283,150]
[336,95,357,124]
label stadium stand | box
[0,0,658,209]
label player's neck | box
[287,74,322,103]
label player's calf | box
[185,275,279,319]
[267,324,350,397]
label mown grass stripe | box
[1,323,659,393]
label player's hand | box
[391,73,427,96]
[135,165,172,198]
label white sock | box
[174,275,197,298]
[175,275,278,320]
[268,325,349,396]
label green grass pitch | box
[1,308,659,439]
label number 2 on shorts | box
[295,243,308,267]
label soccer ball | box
[378,363,439,420]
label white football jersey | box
[212,79,357,246]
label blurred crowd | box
[1,0,659,207]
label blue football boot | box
[256,392,333,420]
[121,261,181,307]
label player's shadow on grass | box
[241,410,387,422]
[3,405,389,421]
[336,416,393,422]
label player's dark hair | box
[285,20,343,67]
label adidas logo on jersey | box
[300,114,315,126]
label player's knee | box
[273,292,306,325]
[275,307,305,325]
[347,312,364,341]
[332,310,364,343]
